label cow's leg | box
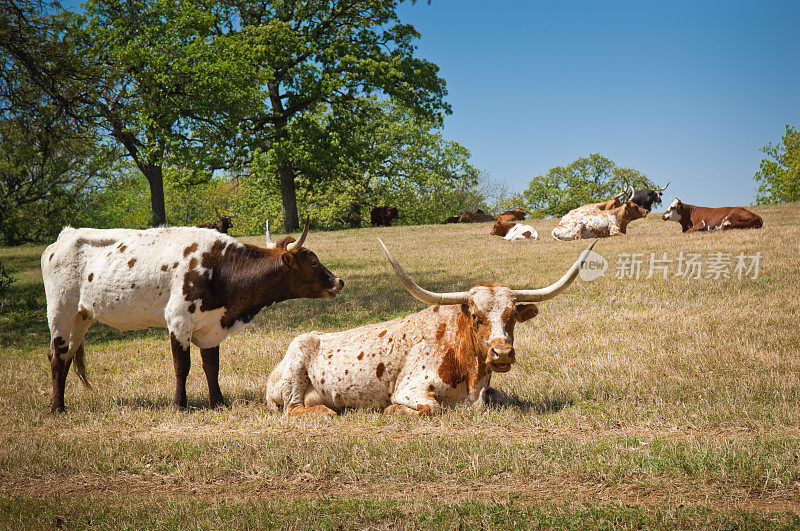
[200,346,225,408]
[49,337,73,414]
[170,333,191,410]
[47,307,92,413]
[387,387,441,417]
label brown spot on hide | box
[127,258,137,268]
[49,253,54,261]
[118,245,126,253]
[428,384,434,391]
[376,362,385,379]
[378,330,387,337]
[78,308,89,321]
[172,262,178,268]
[438,347,470,389]
[130,283,135,289]
[52,336,69,358]
[188,303,196,313]
[320,378,325,385]
[345,370,348,375]
[522,231,532,238]
[327,354,333,359]
[161,264,169,271]
[106,252,111,257]
[435,322,446,340]
[417,404,432,416]
[357,352,364,360]
[188,257,198,269]
[183,243,198,256]
[87,273,93,282]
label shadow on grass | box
[112,388,267,412]
[485,387,574,414]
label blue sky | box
[396,0,800,206]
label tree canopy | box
[521,154,654,218]
[754,124,800,204]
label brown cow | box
[371,206,399,227]
[442,216,461,224]
[496,208,527,223]
[197,216,233,233]
[459,209,495,223]
[661,199,763,233]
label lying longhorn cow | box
[552,201,648,241]
[41,218,343,413]
[661,198,763,232]
[265,241,594,416]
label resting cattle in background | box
[496,208,527,223]
[630,182,670,212]
[41,219,344,413]
[197,215,233,233]
[491,221,538,241]
[370,206,399,227]
[442,216,461,224]
[661,198,763,233]
[266,241,594,417]
[552,201,648,241]
[459,209,495,223]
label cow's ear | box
[460,304,470,316]
[281,252,296,268]
[515,303,539,322]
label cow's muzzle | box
[489,345,515,373]
[323,278,345,299]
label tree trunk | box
[346,201,362,228]
[141,164,167,227]
[278,162,299,231]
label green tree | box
[233,99,480,232]
[521,154,653,218]
[232,0,450,230]
[754,125,800,204]
[1,0,247,226]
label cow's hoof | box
[209,396,227,409]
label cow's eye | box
[309,258,319,266]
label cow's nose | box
[490,346,515,361]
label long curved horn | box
[511,241,597,302]
[626,186,634,201]
[655,181,670,192]
[379,239,469,306]
[286,216,310,253]
[265,219,276,249]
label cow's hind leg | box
[170,333,191,410]
[49,337,73,414]
[200,346,225,408]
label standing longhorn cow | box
[41,218,343,413]
[265,241,594,416]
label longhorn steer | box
[552,201,648,241]
[630,182,670,212]
[41,220,343,413]
[491,221,539,241]
[661,198,763,232]
[265,241,593,416]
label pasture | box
[1,203,799,528]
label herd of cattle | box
[41,182,763,416]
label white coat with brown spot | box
[266,286,539,416]
[551,201,649,241]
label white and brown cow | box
[551,201,648,241]
[265,240,594,416]
[41,220,343,413]
[490,221,539,241]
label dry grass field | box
[1,202,799,528]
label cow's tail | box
[74,344,92,389]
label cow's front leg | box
[200,346,225,408]
[386,387,441,417]
[170,333,191,410]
